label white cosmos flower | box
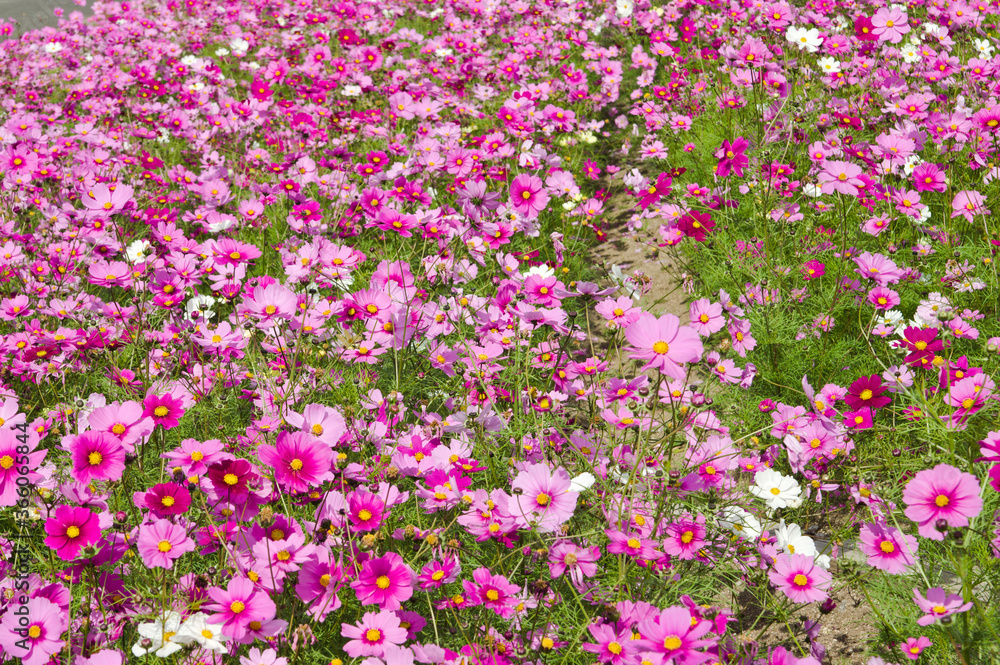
[615,0,634,19]
[772,519,818,557]
[126,239,153,264]
[569,472,596,492]
[133,611,184,657]
[749,468,802,510]
[719,506,762,540]
[816,57,841,74]
[785,26,822,53]
[175,613,227,653]
[342,85,362,97]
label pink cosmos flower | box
[509,173,550,219]
[902,636,932,660]
[0,597,67,665]
[351,552,415,610]
[548,541,600,585]
[624,312,704,381]
[463,567,521,617]
[817,160,864,195]
[242,282,297,327]
[637,605,717,664]
[714,137,749,177]
[663,515,706,560]
[87,401,154,452]
[858,522,917,574]
[44,505,102,560]
[868,286,900,311]
[64,431,126,484]
[689,298,725,336]
[347,487,385,532]
[595,296,641,328]
[205,577,278,643]
[295,549,344,620]
[510,463,579,532]
[137,518,195,570]
[902,464,982,540]
[81,183,134,216]
[768,553,831,603]
[583,623,638,665]
[951,190,989,222]
[871,7,910,43]
[258,431,333,494]
[418,556,461,589]
[912,586,973,625]
[342,611,408,658]
[606,530,658,560]
[162,437,225,476]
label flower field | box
[1,0,1000,664]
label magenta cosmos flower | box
[858,522,917,574]
[510,462,579,533]
[133,482,192,518]
[0,597,67,665]
[844,375,891,412]
[508,173,550,219]
[768,553,831,604]
[637,605,717,664]
[142,392,186,429]
[462,567,521,618]
[63,431,126,484]
[625,312,704,381]
[351,552,415,610]
[205,576,278,642]
[137,518,195,570]
[714,137,749,177]
[912,587,973,625]
[258,430,333,494]
[902,464,982,540]
[44,505,102,560]
[342,611,408,658]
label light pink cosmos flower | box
[624,312,704,381]
[871,7,910,43]
[81,183,133,216]
[950,190,989,222]
[0,597,67,665]
[768,552,831,603]
[509,173,550,219]
[912,587,973,625]
[902,464,982,540]
[817,160,864,195]
[342,611,407,658]
[137,518,195,570]
[689,298,725,336]
[510,463,579,532]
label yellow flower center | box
[111,423,126,435]
[0,455,13,469]
[154,406,169,417]
[88,452,103,466]
[536,493,550,505]
[652,341,669,354]
[28,626,41,639]
[366,629,382,642]
[66,526,80,538]
[486,589,500,601]
[880,541,895,553]
[290,459,304,470]
[935,495,949,507]
[376,575,392,589]
[223,473,239,485]
[793,574,809,586]
[161,496,175,507]
[663,636,682,650]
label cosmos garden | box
[1,0,1000,663]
